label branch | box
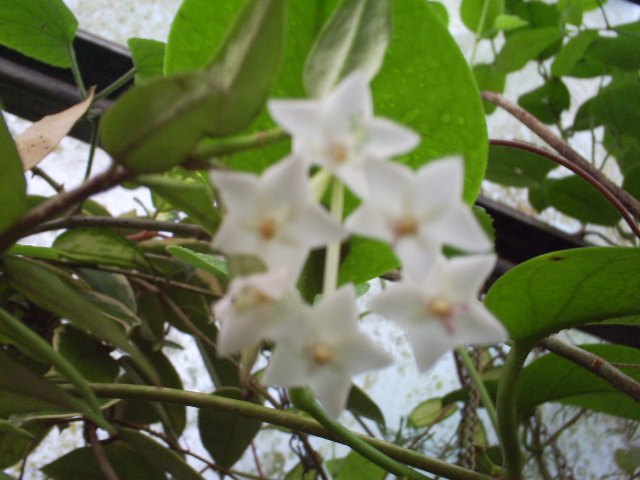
[0,165,133,254]
[490,139,640,240]
[68,383,495,480]
[34,216,211,240]
[87,422,120,480]
[481,91,640,222]
[540,336,640,403]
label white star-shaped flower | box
[345,157,492,278]
[262,284,393,418]
[369,254,506,372]
[214,268,305,356]
[210,156,347,278]
[268,71,420,197]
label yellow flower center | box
[311,343,333,365]
[391,216,419,238]
[327,143,349,164]
[427,297,453,318]
[234,287,271,312]
[257,218,278,240]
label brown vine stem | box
[481,91,640,222]
[0,164,133,255]
[489,139,640,240]
[540,336,640,403]
[34,216,212,240]
[87,422,120,480]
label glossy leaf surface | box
[485,247,640,345]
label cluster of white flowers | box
[209,72,506,417]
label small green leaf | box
[338,236,397,286]
[41,442,167,480]
[166,245,229,283]
[334,450,387,480]
[590,83,640,139]
[53,227,151,271]
[460,0,504,37]
[615,446,640,475]
[3,245,61,261]
[119,428,205,480]
[517,344,640,421]
[551,30,598,78]
[0,113,27,236]
[346,384,385,427]
[485,143,556,188]
[303,0,391,97]
[2,256,158,384]
[285,462,319,480]
[473,63,506,114]
[0,419,34,440]
[585,35,640,73]
[0,421,50,470]
[495,27,563,74]
[518,78,570,125]
[546,175,621,226]
[199,387,263,469]
[128,38,166,83]
[493,14,528,31]
[408,397,457,428]
[0,0,77,67]
[76,268,137,313]
[510,1,560,28]
[485,247,640,345]
[135,169,221,235]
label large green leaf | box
[2,256,158,384]
[334,451,387,480]
[135,169,221,235]
[546,175,621,226]
[516,344,640,421]
[585,35,640,73]
[485,143,555,188]
[41,442,167,480]
[485,247,640,346]
[590,83,640,139]
[128,38,166,84]
[102,0,286,173]
[0,113,27,236]
[346,384,385,428]
[53,227,151,271]
[0,0,77,67]
[198,387,263,469]
[118,428,205,480]
[495,27,563,74]
[374,0,488,203]
[303,0,391,97]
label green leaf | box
[473,63,506,114]
[119,428,205,480]
[128,38,166,83]
[375,0,488,203]
[585,35,640,73]
[41,442,167,480]
[0,421,50,470]
[493,14,528,31]
[509,1,560,28]
[338,236,397,286]
[0,0,77,67]
[2,256,158,384]
[485,247,640,345]
[615,446,640,475]
[546,175,621,226]
[518,78,570,125]
[76,268,137,313]
[0,420,34,440]
[303,0,391,97]
[426,2,449,26]
[590,83,640,139]
[346,384,385,427]
[54,324,120,383]
[53,227,151,271]
[198,387,263,469]
[495,27,563,74]
[135,169,221,235]
[516,344,640,421]
[460,0,504,36]
[334,451,387,480]
[166,245,229,283]
[408,397,457,428]
[285,462,319,480]
[551,30,598,78]
[0,113,27,236]
[485,143,556,188]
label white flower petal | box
[324,71,373,131]
[431,204,492,253]
[455,302,507,345]
[444,254,497,301]
[268,100,324,140]
[414,157,463,208]
[405,323,458,372]
[364,118,421,158]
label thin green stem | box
[191,128,289,161]
[322,179,344,295]
[495,342,531,480]
[456,345,499,437]
[66,383,494,480]
[469,0,491,66]
[82,117,101,182]
[93,67,136,103]
[290,387,431,480]
[67,45,87,99]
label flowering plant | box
[1,0,640,479]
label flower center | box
[427,297,456,335]
[310,343,333,365]
[257,217,278,240]
[234,287,271,312]
[327,143,349,164]
[391,215,419,238]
